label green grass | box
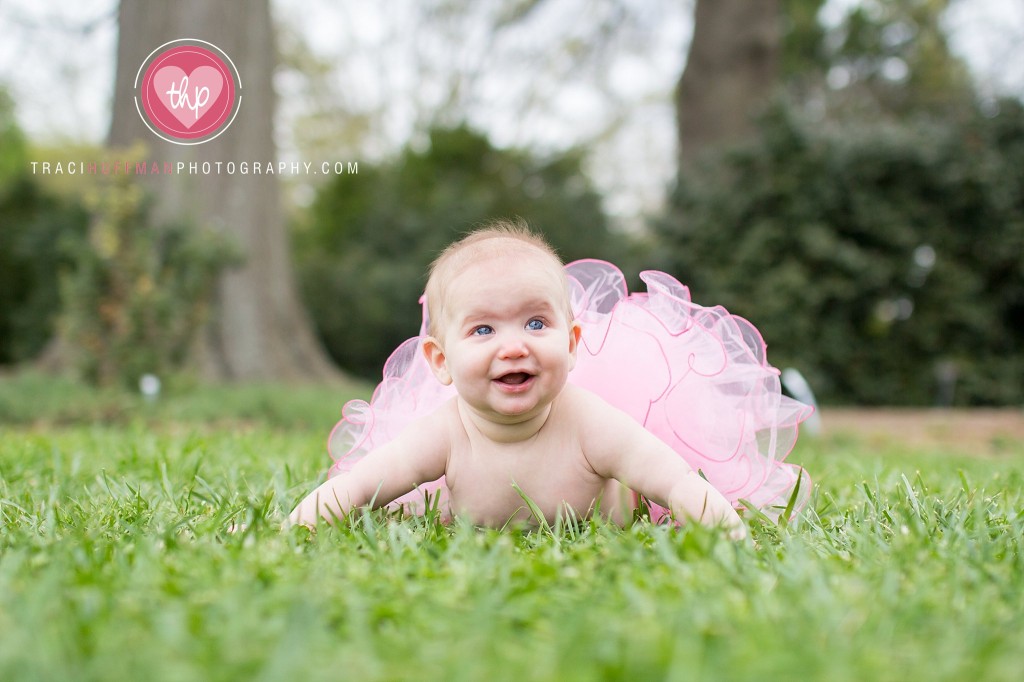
[1,374,1022,681]
[0,370,365,429]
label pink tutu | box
[327,260,813,521]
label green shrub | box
[294,124,619,378]
[58,165,240,387]
[654,98,1024,406]
[0,90,90,364]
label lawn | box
[1,372,1021,681]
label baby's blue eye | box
[526,319,545,331]
[473,325,494,336]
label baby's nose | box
[496,334,529,359]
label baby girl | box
[289,223,746,538]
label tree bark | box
[676,0,781,170]
[108,0,338,380]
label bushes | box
[654,99,1024,405]
[58,169,240,387]
[299,114,1024,405]
[0,176,89,364]
[7,86,1020,404]
[294,124,620,378]
[1,82,239,385]
[1,164,238,387]
[0,91,90,364]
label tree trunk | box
[108,0,337,380]
[676,0,781,170]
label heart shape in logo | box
[152,65,224,129]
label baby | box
[289,222,745,538]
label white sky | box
[1,0,1021,226]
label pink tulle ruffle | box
[327,260,813,521]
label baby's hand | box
[286,501,320,530]
[721,511,748,542]
[668,471,747,541]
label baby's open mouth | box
[496,372,533,385]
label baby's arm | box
[287,411,450,527]
[574,389,746,539]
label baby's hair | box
[425,218,571,337]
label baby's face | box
[424,253,580,424]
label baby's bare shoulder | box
[559,384,622,416]
[400,397,460,445]
[557,385,636,441]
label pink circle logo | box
[134,39,241,145]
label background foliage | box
[781,0,975,115]
[58,167,240,387]
[2,3,1022,405]
[0,90,89,364]
[294,124,621,378]
[654,97,1024,406]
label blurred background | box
[1,0,1022,407]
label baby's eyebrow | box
[519,298,558,312]
[460,313,493,325]
[459,299,558,324]
[491,297,556,312]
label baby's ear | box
[567,321,582,371]
[422,337,453,385]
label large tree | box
[675,0,977,166]
[676,0,781,170]
[108,0,336,380]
